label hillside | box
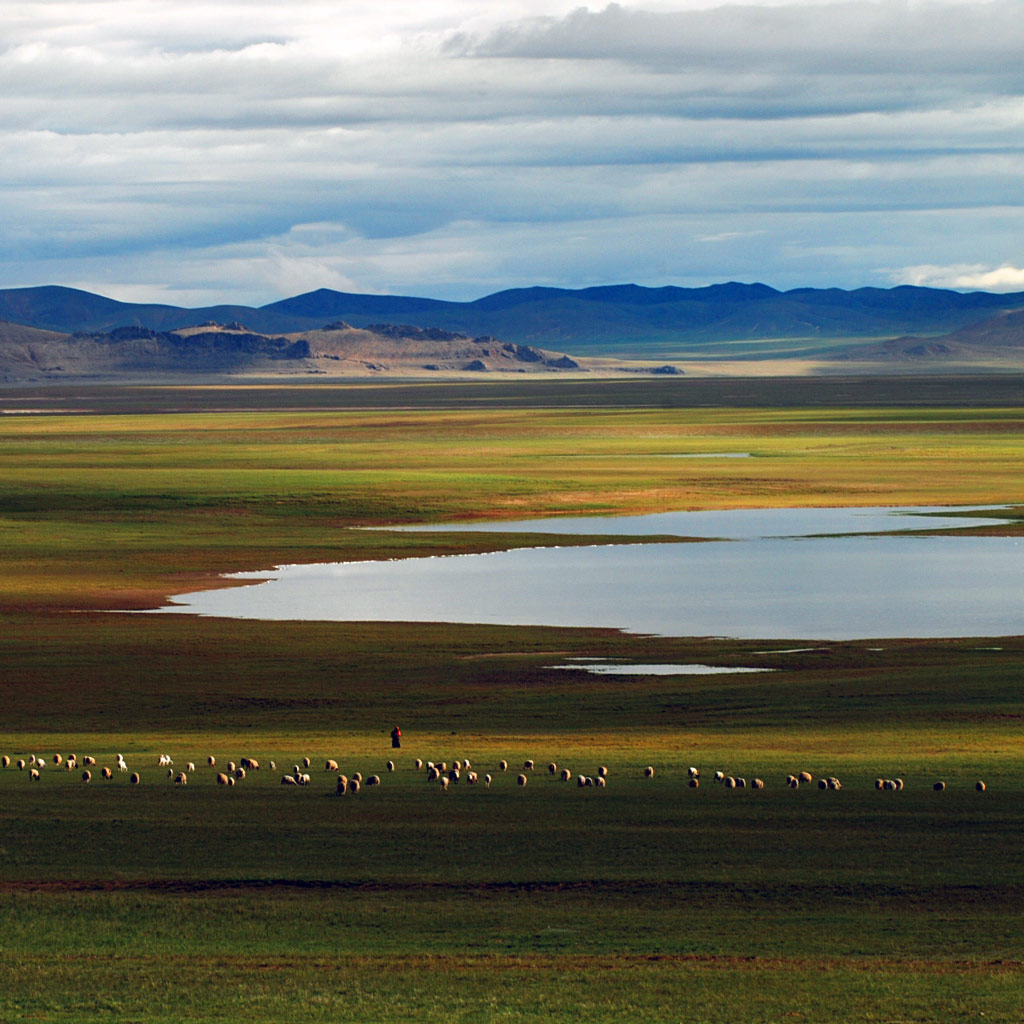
[0,320,604,382]
[4,283,1024,357]
[828,307,1024,369]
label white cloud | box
[895,264,1024,293]
[3,1,1024,301]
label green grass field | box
[1,379,1023,1021]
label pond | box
[156,506,1023,641]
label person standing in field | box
[391,726,401,749]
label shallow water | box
[157,505,1023,640]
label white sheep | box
[560,768,571,782]
[688,766,699,778]
[174,772,187,785]
[302,757,311,769]
[81,770,91,783]
[484,773,492,788]
[688,778,699,789]
[725,776,737,788]
[116,755,128,773]
[130,772,140,785]
[522,760,534,771]
[976,780,987,792]
[595,776,606,788]
[366,775,381,786]
[325,759,339,772]
[346,778,359,793]
[597,766,608,778]
[752,778,765,790]
[29,768,40,781]
[83,756,96,767]
[217,773,229,785]
[158,754,173,767]
[16,759,25,771]
[498,759,508,772]
[644,766,655,779]
[0,755,9,768]
[186,762,196,773]
[517,774,528,787]
[281,775,298,786]
[414,758,424,770]
[440,777,449,791]
[714,770,725,783]
[547,762,558,774]
[336,774,349,794]
[208,755,216,767]
[387,761,395,772]
[101,766,113,779]
[235,767,246,780]
[427,766,440,781]
[53,753,63,766]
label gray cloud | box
[2,1,1023,303]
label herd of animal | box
[0,751,989,794]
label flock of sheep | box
[0,751,989,795]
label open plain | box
[1,376,1023,1022]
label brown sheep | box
[217,773,229,785]
[325,759,339,772]
[347,778,360,793]
[798,771,813,784]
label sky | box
[3,0,1024,306]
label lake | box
[157,506,1022,640]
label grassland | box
[1,378,1023,1022]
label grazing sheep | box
[101,766,113,780]
[522,760,534,771]
[498,760,508,772]
[158,754,173,767]
[466,772,478,784]
[299,774,311,786]
[167,769,174,778]
[235,767,246,780]
[414,759,423,770]
[29,768,40,781]
[817,779,828,790]
[302,757,311,769]
[366,775,381,786]
[597,766,608,778]
[548,762,558,775]
[577,774,587,787]
[976,780,987,792]
[65,760,75,772]
[517,774,528,787]
[448,768,460,783]
[352,772,363,784]
[463,759,472,770]
[130,773,140,785]
[724,776,737,788]
[714,770,725,783]
[217,773,229,785]
[116,755,128,773]
[644,766,655,778]
[387,761,395,772]
[453,760,463,772]
[228,777,236,787]
[439,777,449,792]
[269,761,276,771]
[894,778,904,791]
[787,776,800,789]
[427,767,440,781]
[174,772,188,785]
[560,768,571,782]
[595,776,606,788]
[240,757,259,771]
[186,762,196,773]
[281,774,298,785]
[688,777,699,789]
[28,755,36,766]
[933,781,946,791]
[484,774,492,788]
[752,778,765,790]
[325,759,339,772]
[736,778,746,788]
[688,766,700,779]
[227,762,236,774]
[437,762,447,773]
[81,770,92,783]
[83,756,96,767]
[208,755,216,767]
[345,777,360,793]
[53,753,63,766]
[875,778,884,790]
[827,777,841,790]
[798,771,813,784]
[1,756,9,768]
[336,775,348,795]
[16,759,25,771]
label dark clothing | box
[391,727,401,749]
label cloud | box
[894,264,1024,293]
[2,1,1024,302]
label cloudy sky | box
[3,0,1024,305]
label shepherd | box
[391,725,401,749]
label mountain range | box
[3,282,1024,357]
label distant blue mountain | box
[2,282,1023,356]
